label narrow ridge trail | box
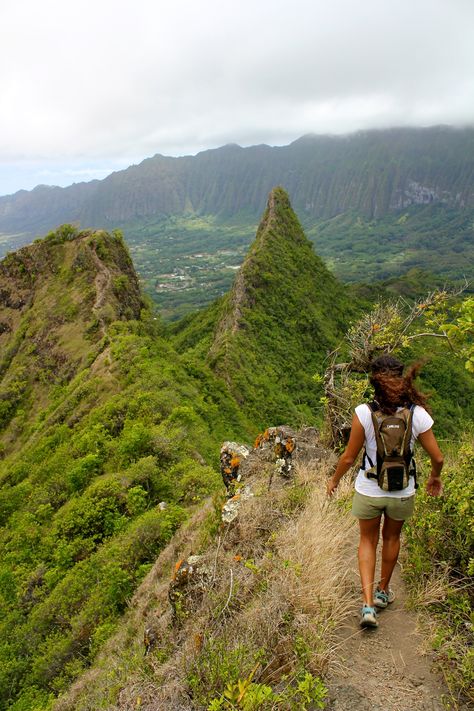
[325,519,466,711]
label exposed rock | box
[221,485,254,523]
[0,288,26,309]
[143,626,158,656]
[220,441,250,489]
[168,554,213,622]
[254,426,297,478]
[220,425,327,523]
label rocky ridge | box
[0,225,144,451]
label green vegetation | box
[206,668,327,710]
[124,205,474,320]
[0,315,252,708]
[3,126,474,320]
[124,214,256,320]
[404,438,474,705]
[0,228,253,709]
[0,185,472,708]
[305,204,474,285]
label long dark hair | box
[369,355,430,415]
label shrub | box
[167,458,221,504]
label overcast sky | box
[1,0,473,196]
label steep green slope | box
[0,225,143,448]
[173,188,359,428]
[0,230,252,710]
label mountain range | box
[1,126,474,234]
[1,125,473,319]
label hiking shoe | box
[374,587,395,608]
[360,605,378,628]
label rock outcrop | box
[220,425,326,523]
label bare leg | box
[358,517,381,606]
[379,515,404,591]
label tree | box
[322,285,471,448]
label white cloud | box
[0,0,474,193]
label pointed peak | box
[208,186,327,366]
[263,186,294,224]
[254,186,306,248]
[266,185,292,212]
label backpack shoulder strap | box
[406,404,417,488]
[405,404,415,453]
[361,402,378,470]
[369,405,386,475]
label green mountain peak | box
[207,187,357,427]
[210,186,306,341]
[0,225,143,451]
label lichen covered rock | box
[219,426,327,523]
[220,441,250,489]
[168,554,213,622]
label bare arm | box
[417,428,444,497]
[327,413,365,496]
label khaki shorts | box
[352,491,415,521]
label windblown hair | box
[369,355,430,415]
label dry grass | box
[53,460,359,711]
[275,464,356,668]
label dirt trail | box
[325,529,466,711]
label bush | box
[167,458,221,504]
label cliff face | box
[1,126,474,239]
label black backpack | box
[363,402,417,492]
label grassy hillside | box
[49,457,347,711]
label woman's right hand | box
[418,429,444,497]
[326,477,338,496]
[426,475,443,497]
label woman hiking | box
[326,355,444,628]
